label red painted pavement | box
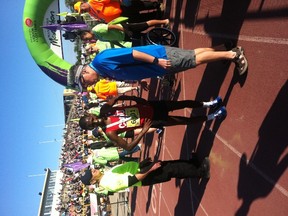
[129,0,288,215]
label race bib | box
[125,107,140,127]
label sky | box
[0,1,76,215]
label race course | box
[129,0,288,216]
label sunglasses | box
[79,66,88,87]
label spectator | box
[86,79,139,99]
[74,0,163,23]
[84,40,132,59]
[80,19,170,44]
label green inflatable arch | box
[23,0,72,86]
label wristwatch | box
[152,57,159,64]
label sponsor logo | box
[25,18,33,27]
[45,10,60,47]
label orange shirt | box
[88,0,122,23]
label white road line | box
[214,132,288,197]
[158,137,173,216]
[160,184,174,216]
[199,203,210,216]
[186,29,288,45]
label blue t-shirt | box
[89,45,168,80]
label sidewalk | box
[109,190,131,216]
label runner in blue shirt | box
[70,44,248,91]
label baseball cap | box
[80,169,92,185]
[73,65,85,92]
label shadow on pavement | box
[236,81,288,216]
[176,0,251,215]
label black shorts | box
[126,22,149,32]
[148,101,169,126]
[124,130,135,138]
[122,22,149,40]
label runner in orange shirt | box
[87,79,138,100]
[74,0,163,23]
[74,0,122,23]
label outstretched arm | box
[106,118,152,151]
[116,95,148,104]
[108,24,124,32]
[112,95,147,103]
[134,162,162,181]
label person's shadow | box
[175,0,252,215]
[236,81,288,216]
[129,75,170,215]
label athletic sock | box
[207,113,215,121]
[203,98,218,108]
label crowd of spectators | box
[55,91,130,216]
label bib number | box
[125,108,140,127]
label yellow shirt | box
[87,79,118,99]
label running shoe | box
[214,106,227,119]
